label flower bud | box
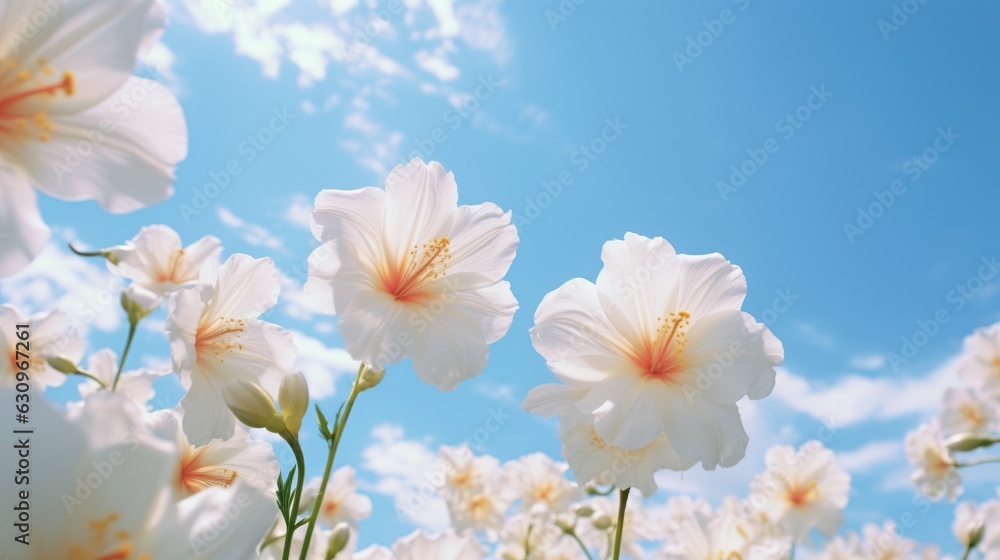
[121,286,158,324]
[279,372,309,435]
[591,511,613,530]
[944,432,999,453]
[325,522,351,560]
[355,364,385,392]
[47,356,81,374]
[571,503,595,517]
[222,380,285,433]
[555,513,575,532]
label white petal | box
[409,306,489,390]
[0,0,164,114]
[167,284,210,379]
[0,162,49,277]
[16,76,186,213]
[305,239,380,315]
[522,383,591,419]
[382,158,457,261]
[312,186,386,263]
[581,375,664,450]
[446,202,518,281]
[210,254,280,319]
[531,278,636,383]
[337,288,413,368]
[181,373,236,446]
[675,310,782,403]
[658,394,749,470]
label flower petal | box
[0,162,49,277]
[210,254,280,320]
[410,306,489,391]
[446,202,518,282]
[338,288,413,368]
[382,158,457,261]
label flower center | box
[634,311,691,380]
[960,403,984,427]
[65,512,151,560]
[382,237,451,302]
[0,59,74,143]
[195,317,246,364]
[532,481,555,503]
[322,498,340,516]
[785,480,819,507]
[449,469,474,488]
[178,444,239,495]
[468,494,492,519]
[156,249,193,284]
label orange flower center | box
[195,317,246,365]
[632,311,691,380]
[380,237,451,302]
[178,444,239,494]
[0,58,74,142]
[785,480,819,507]
[156,249,193,284]
[65,512,152,560]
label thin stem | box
[298,364,366,560]
[524,523,533,559]
[76,370,108,388]
[567,529,595,560]
[111,321,138,391]
[612,488,630,560]
[960,542,972,560]
[67,243,107,258]
[281,434,307,560]
[957,456,1000,468]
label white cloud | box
[771,360,955,428]
[849,353,887,371]
[360,423,451,531]
[289,329,358,400]
[284,194,313,230]
[426,0,460,37]
[216,206,284,250]
[414,50,460,81]
[836,440,903,474]
[0,238,123,333]
[791,320,837,350]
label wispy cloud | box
[216,206,284,250]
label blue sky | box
[5,0,1000,554]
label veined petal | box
[674,310,782,404]
[382,158,457,263]
[196,320,295,395]
[305,239,380,315]
[658,393,749,470]
[446,202,518,281]
[180,373,235,446]
[671,253,747,317]
[208,254,280,320]
[522,383,592,420]
[580,374,664,450]
[312,186,386,263]
[167,284,210,379]
[531,278,636,383]
[14,76,186,212]
[428,276,517,344]
[0,161,49,277]
[0,0,164,114]
[338,288,413,368]
[409,306,489,391]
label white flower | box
[662,509,751,560]
[391,529,487,560]
[446,488,510,537]
[0,0,187,277]
[147,409,280,499]
[108,224,222,302]
[952,501,986,548]
[958,323,1000,399]
[940,387,997,438]
[504,452,581,515]
[820,533,862,560]
[861,521,919,560]
[559,414,694,496]
[524,233,782,467]
[437,444,503,501]
[982,495,1000,558]
[752,441,850,543]
[314,466,373,528]
[354,545,395,560]
[75,347,164,406]
[585,496,654,559]
[659,495,714,541]
[304,157,519,390]
[496,513,567,559]
[905,420,962,502]
[0,304,83,388]
[0,388,275,558]
[167,253,296,445]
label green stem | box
[297,364,366,560]
[111,321,138,391]
[281,434,307,560]
[67,243,107,258]
[612,488,630,560]
[567,529,595,560]
[72,370,108,388]
[957,456,1000,468]
[960,543,972,560]
[524,523,533,558]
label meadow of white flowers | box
[0,1,997,559]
